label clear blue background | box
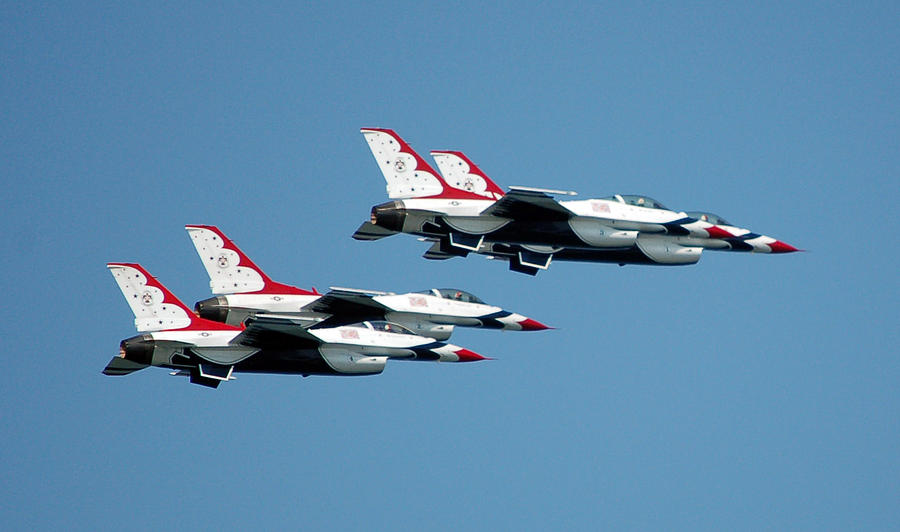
[2,2,897,530]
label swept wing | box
[480,187,575,221]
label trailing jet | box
[354,128,800,275]
[103,263,486,388]
[186,225,549,339]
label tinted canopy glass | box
[366,321,416,335]
[416,289,485,304]
[603,194,669,210]
[687,211,732,226]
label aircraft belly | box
[534,242,700,266]
[444,216,511,234]
[190,346,259,366]
[407,216,582,249]
[568,218,639,247]
[318,347,388,375]
[229,347,345,376]
[408,216,705,267]
[549,247,660,265]
[479,220,586,248]
[635,236,703,264]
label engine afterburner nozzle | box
[370,200,407,232]
[194,296,229,323]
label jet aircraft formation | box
[105,226,548,388]
[354,128,798,275]
[105,128,797,387]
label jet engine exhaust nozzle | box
[119,335,155,365]
[195,296,229,323]
[371,201,407,232]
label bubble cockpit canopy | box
[604,194,669,210]
[687,211,733,226]
[417,288,485,304]
[350,321,417,335]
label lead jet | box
[354,128,800,275]
[103,263,487,388]
[186,225,548,339]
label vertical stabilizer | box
[185,225,316,296]
[107,263,237,332]
[430,150,505,200]
[360,128,492,200]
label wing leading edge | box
[479,189,574,221]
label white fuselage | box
[395,196,781,253]
[210,289,535,339]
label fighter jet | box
[186,225,549,339]
[103,263,487,388]
[354,128,800,275]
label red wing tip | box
[705,225,735,239]
[768,240,801,253]
[518,318,552,331]
[360,127,395,134]
[454,348,489,362]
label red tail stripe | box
[186,225,318,295]
[109,263,240,331]
[430,150,505,197]
[362,128,496,201]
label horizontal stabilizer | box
[353,221,398,241]
[102,357,149,376]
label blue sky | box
[2,2,898,530]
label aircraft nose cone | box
[518,318,552,331]
[768,240,800,253]
[453,348,489,362]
